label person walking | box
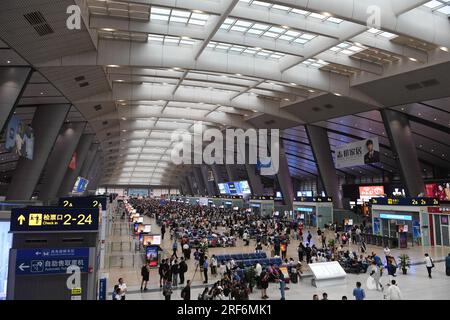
[260,268,269,299]
[181,280,191,301]
[306,231,312,245]
[386,280,403,300]
[424,253,434,278]
[161,223,166,240]
[162,280,173,300]
[203,256,209,284]
[446,253,450,276]
[278,272,286,300]
[140,263,150,291]
[172,241,178,258]
[297,242,305,262]
[352,282,365,300]
[369,261,383,291]
[179,257,188,285]
[171,259,179,287]
[211,255,218,276]
[305,243,312,264]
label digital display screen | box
[275,191,282,199]
[145,246,159,267]
[425,183,450,201]
[359,185,384,201]
[217,181,251,195]
[142,234,161,245]
[72,177,89,194]
[297,191,313,197]
[379,213,412,221]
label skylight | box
[148,34,197,46]
[150,6,210,26]
[207,41,285,60]
[423,0,450,15]
[302,58,329,68]
[220,18,317,44]
[329,41,366,55]
[238,0,344,23]
[365,28,398,39]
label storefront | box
[292,197,333,229]
[370,197,439,248]
[427,206,450,246]
[249,196,274,217]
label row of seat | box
[215,252,266,262]
[237,258,283,268]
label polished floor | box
[101,215,450,300]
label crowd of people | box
[112,197,448,301]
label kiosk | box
[249,196,274,217]
[293,197,333,229]
[370,197,439,247]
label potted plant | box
[398,254,411,274]
[328,239,335,249]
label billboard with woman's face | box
[5,116,34,160]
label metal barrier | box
[107,253,144,269]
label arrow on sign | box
[18,263,30,271]
[17,215,26,225]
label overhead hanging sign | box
[59,196,107,209]
[15,247,89,275]
[370,197,439,206]
[335,137,380,169]
[10,207,99,232]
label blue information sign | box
[98,277,107,300]
[15,247,89,275]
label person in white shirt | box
[255,262,262,278]
[424,253,434,278]
[118,278,127,300]
[386,280,403,300]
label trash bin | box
[389,237,398,248]
[376,235,383,246]
[382,236,389,247]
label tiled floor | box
[101,215,450,300]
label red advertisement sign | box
[359,186,385,198]
[68,152,77,170]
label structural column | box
[245,164,264,196]
[57,134,95,197]
[381,109,425,196]
[7,104,71,200]
[306,125,343,209]
[184,174,193,195]
[200,166,216,196]
[275,142,295,209]
[86,155,102,193]
[38,122,87,201]
[193,166,207,195]
[225,165,239,182]
[186,168,198,195]
[79,144,99,178]
[0,67,32,132]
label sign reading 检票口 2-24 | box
[10,207,99,232]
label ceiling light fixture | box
[290,82,297,86]
[101,28,116,32]
[6,60,11,64]
[409,57,418,62]
[107,65,120,68]
[235,73,242,76]
[440,46,449,52]
[334,93,342,96]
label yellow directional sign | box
[71,287,82,295]
[17,215,26,225]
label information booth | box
[293,197,333,229]
[7,205,101,300]
[249,196,274,217]
[370,197,440,248]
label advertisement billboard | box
[359,185,385,201]
[335,137,380,169]
[5,115,34,160]
[145,245,159,267]
[425,182,450,201]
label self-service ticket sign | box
[15,247,89,275]
[10,207,99,232]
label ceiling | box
[0,0,449,187]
